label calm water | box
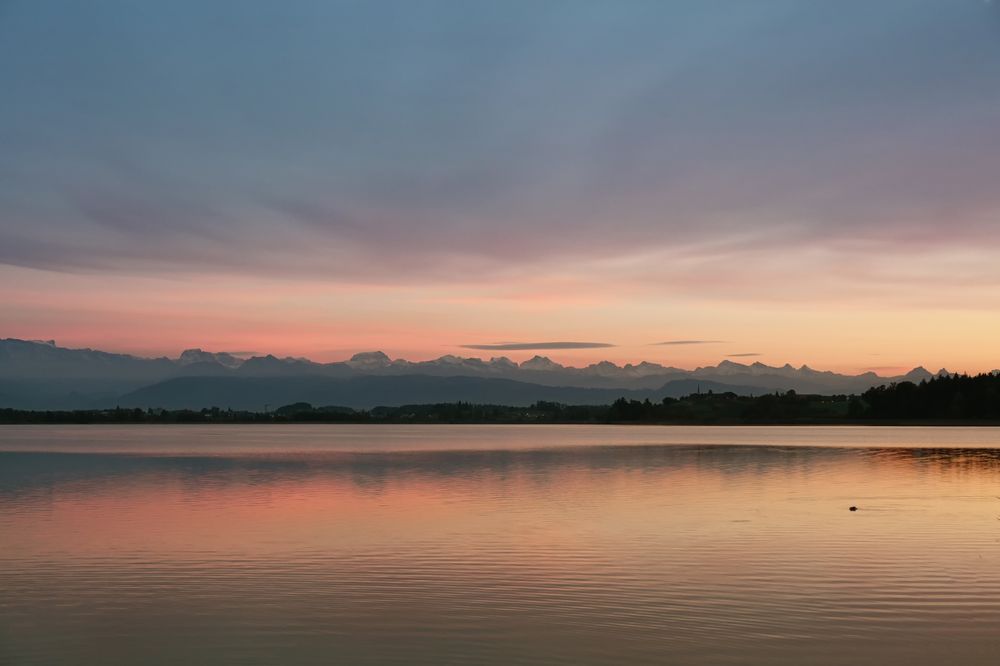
[3,425,1000,665]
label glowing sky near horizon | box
[2,0,1000,373]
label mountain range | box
[0,338,950,410]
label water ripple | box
[3,426,1000,664]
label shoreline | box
[3,418,1000,427]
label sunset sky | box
[2,0,999,374]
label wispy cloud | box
[460,342,615,351]
[728,353,762,357]
[864,366,910,375]
[2,1,998,287]
[653,340,727,346]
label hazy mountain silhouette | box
[116,375,765,411]
[0,338,937,409]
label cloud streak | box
[1,0,999,288]
[460,342,615,351]
[3,2,1000,373]
[728,353,762,358]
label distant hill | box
[116,375,768,411]
[0,338,938,409]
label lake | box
[3,425,1000,665]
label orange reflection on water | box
[4,440,1000,665]
[6,446,1000,561]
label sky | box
[2,0,1000,373]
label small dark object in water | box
[849,506,858,512]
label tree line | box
[2,372,998,424]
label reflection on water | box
[3,427,1000,665]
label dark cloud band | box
[461,342,615,351]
